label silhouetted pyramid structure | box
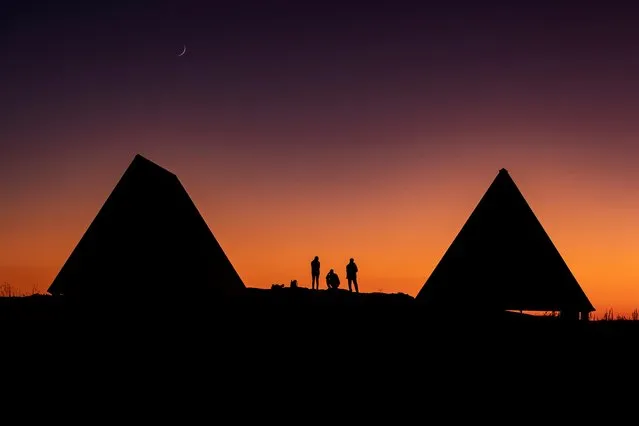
[416,168,594,319]
[48,154,245,300]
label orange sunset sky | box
[2,1,639,316]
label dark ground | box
[2,287,635,356]
[1,287,637,415]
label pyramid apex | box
[132,154,151,163]
[128,154,173,175]
[499,168,509,174]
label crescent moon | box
[177,45,187,57]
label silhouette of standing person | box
[346,258,359,293]
[326,269,340,290]
[311,256,320,290]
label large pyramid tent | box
[48,154,245,299]
[416,168,594,319]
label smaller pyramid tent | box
[48,154,245,299]
[416,168,594,316]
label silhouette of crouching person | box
[326,269,340,290]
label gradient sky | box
[2,1,639,316]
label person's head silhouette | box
[314,256,319,261]
[329,269,334,273]
[350,258,354,263]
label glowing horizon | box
[2,154,638,317]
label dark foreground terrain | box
[2,287,636,416]
[2,287,636,355]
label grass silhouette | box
[0,281,43,297]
